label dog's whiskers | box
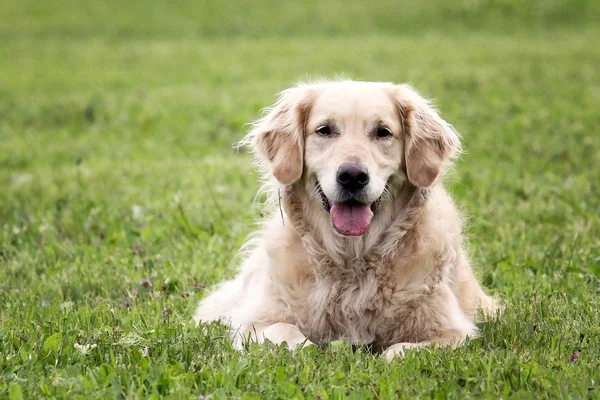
[309,184,321,198]
[381,183,393,203]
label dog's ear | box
[390,85,461,188]
[247,86,313,185]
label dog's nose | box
[337,163,369,192]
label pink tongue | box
[330,203,374,236]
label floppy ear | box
[392,85,461,188]
[247,86,313,185]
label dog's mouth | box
[316,182,381,237]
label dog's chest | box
[299,259,405,345]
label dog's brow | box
[367,120,380,130]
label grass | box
[1,0,600,398]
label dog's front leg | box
[385,330,466,361]
[239,323,314,350]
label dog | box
[194,80,499,360]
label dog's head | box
[247,80,460,237]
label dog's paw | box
[385,342,424,361]
[261,323,314,351]
[287,339,316,350]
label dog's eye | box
[376,127,392,138]
[316,126,332,136]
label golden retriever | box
[194,80,499,359]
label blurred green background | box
[2,0,599,37]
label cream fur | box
[194,80,500,359]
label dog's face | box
[250,81,460,237]
[304,85,403,236]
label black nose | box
[337,163,369,192]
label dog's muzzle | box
[316,182,381,236]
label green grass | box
[1,1,600,398]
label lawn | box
[1,0,599,398]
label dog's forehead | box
[310,83,396,123]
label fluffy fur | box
[194,80,499,359]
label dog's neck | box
[282,181,429,268]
